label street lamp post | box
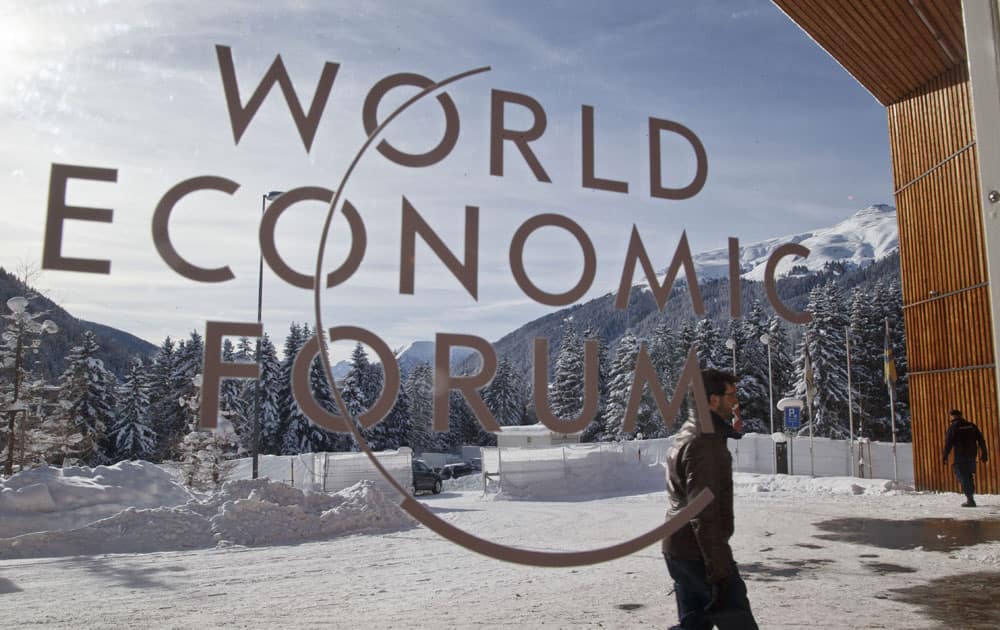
[253,191,284,480]
[760,333,775,474]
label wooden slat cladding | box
[903,287,993,370]
[888,52,998,492]
[887,66,974,190]
[893,150,986,299]
[910,370,999,495]
[772,0,966,105]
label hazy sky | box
[2,1,893,360]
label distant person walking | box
[942,409,989,507]
[663,369,758,629]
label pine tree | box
[603,332,640,441]
[256,334,284,454]
[149,337,184,461]
[341,342,371,420]
[876,279,909,440]
[220,338,252,454]
[279,323,312,454]
[734,302,771,433]
[580,326,611,442]
[59,331,117,465]
[405,362,436,454]
[165,330,204,458]
[550,322,584,420]
[848,286,879,438]
[694,317,723,369]
[483,356,526,427]
[765,317,793,399]
[794,283,850,437]
[369,381,412,451]
[109,357,156,460]
[310,353,351,452]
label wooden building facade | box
[772,0,999,493]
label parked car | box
[439,462,476,479]
[411,460,443,495]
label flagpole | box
[885,317,898,481]
[804,335,815,477]
[846,325,855,477]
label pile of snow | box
[734,472,914,496]
[0,463,415,560]
[0,461,194,538]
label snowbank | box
[0,463,415,560]
[733,472,914,496]
[0,461,195,538]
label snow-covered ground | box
[1,462,998,628]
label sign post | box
[777,398,804,476]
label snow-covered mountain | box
[395,340,474,375]
[689,204,898,282]
[330,360,353,380]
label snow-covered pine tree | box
[220,338,252,454]
[109,357,156,460]
[603,332,640,441]
[166,330,204,458]
[875,279,909,440]
[148,337,182,461]
[765,316,794,403]
[580,326,610,442]
[848,286,879,438]
[794,283,850,437]
[58,331,117,465]
[309,353,351,452]
[405,361,435,454]
[279,323,311,454]
[256,334,284,454]
[370,381,412,451]
[694,317,723,369]
[550,322,583,421]
[341,342,370,420]
[734,302,771,433]
[360,363,394,451]
[483,356,526,427]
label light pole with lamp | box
[253,190,284,480]
[760,333,775,474]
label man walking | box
[943,409,989,507]
[663,369,758,629]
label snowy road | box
[2,480,999,629]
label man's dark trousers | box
[665,556,758,630]
[953,459,977,502]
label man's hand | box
[705,580,726,614]
[732,405,743,433]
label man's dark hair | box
[950,409,962,418]
[702,368,737,398]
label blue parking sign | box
[784,406,801,430]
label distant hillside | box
[456,200,902,379]
[0,268,157,379]
[459,251,902,379]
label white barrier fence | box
[482,433,914,500]
[229,448,413,496]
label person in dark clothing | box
[942,409,989,507]
[663,369,758,630]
